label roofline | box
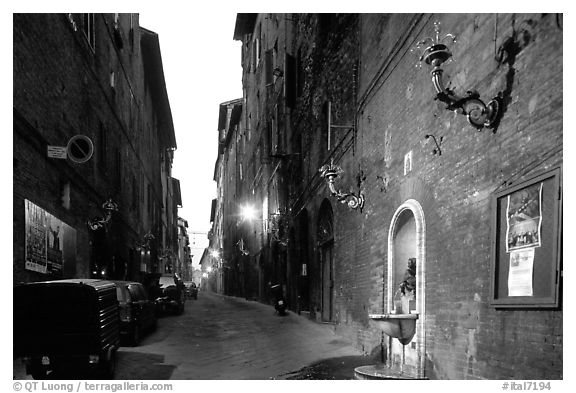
[140,27,177,149]
[233,13,258,40]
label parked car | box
[154,274,186,315]
[111,281,157,346]
[184,281,198,299]
[13,279,120,379]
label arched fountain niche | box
[357,199,426,380]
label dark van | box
[111,280,157,346]
[13,279,120,379]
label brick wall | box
[230,13,562,379]
[343,13,562,379]
[13,14,169,284]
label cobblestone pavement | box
[14,291,373,380]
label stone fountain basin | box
[369,313,419,345]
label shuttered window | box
[285,53,296,108]
[265,49,273,85]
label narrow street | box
[14,291,372,380]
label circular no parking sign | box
[67,135,94,164]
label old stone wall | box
[13,14,166,283]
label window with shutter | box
[265,50,273,85]
[98,122,107,172]
[251,40,256,72]
[296,48,304,98]
[252,37,261,72]
[285,53,296,108]
[115,148,122,189]
[132,175,138,210]
[271,105,278,155]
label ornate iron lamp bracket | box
[87,198,118,230]
[319,160,365,212]
[425,134,443,156]
[413,21,502,129]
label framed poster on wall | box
[25,199,77,277]
[490,168,562,308]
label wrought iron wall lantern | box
[425,134,443,156]
[209,248,222,259]
[413,21,502,129]
[237,238,250,256]
[87,198,118,230]
[319,160,365,212]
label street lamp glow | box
[210,249,220,258]
[240,204,257,221]
[207,266,213,273]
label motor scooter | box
[270,284,287,316]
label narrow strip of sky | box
[139,12,242,234]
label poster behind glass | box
[505,182,543,253]
[25,199,76,276]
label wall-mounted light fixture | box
[239,204,258,223]
[272,67,284,78]
[319,160,365,212]
[237,238,250,256]
[413,21,502,129]
[87,198,118,230]
[210,248,221,259]
[424,134,443,156]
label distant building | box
[208,99,243,296]
[189,230,209,266]
[175,217,192,281]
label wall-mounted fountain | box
[355,201,426,379]
[369,258,418,345]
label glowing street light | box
[207,266,213,273]
[240,204,257,222]
[210,249,220,259]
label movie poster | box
[505,182,543,253]
[46,214,64,275]
[25,200,48,273]
[25,200,76,276]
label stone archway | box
[386,199,426,378]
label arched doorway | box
[318,200,334,322]
[387,199,426,378]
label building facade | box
[175,217,192,281]
[208,98,246,296]
[13,14,181,286]
[217,13,563,380]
